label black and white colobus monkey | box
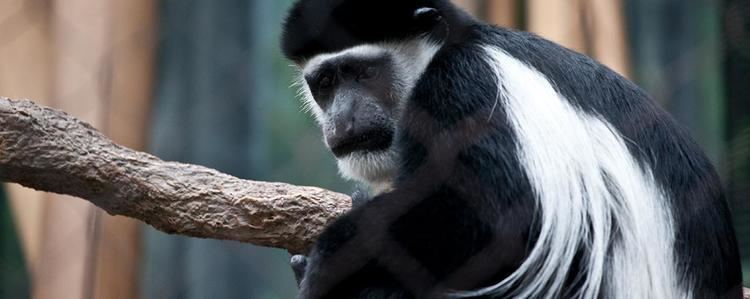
[281,0,742,298]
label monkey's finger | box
[290,254,308,287]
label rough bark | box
[0,97,351,254]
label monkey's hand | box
[291,254,308,287]
[292,189,368,289]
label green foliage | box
[0,188,30,298]
[730,122,750,182]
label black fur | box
[282,1,743,298]
[282,0,472,62]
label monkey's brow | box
[302,45,390,75]
[305,58,393,88]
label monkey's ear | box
[413,7,442,24]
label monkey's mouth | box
[330,129,394,157]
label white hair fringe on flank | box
[451,47,689,299]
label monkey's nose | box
[327,120,393,157]
[341,117,356,136]
[329,114,356,138]
[327,117,357,154]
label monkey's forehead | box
[281,0,442,62]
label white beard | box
[335,148,398,194]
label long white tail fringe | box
[452,47,687,299]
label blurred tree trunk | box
[0,0,154,298]
[92,1,156,299]
[528,0,586,53]
[486,0,519,28]
[528,0,630,77]
[33,1,111,297]
[586,0,631,77]
[0,0,54,277]
[453,0,480,16]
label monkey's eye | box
[358,66,378,80]
[318,75,333,89]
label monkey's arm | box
[0,97,351,254]
[290,186,367,288]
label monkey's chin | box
[336,149,397,192]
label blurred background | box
[0,0,747,298]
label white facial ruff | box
[452,47,686,299]
[293,39,441,190]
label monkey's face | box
[282,0,447,191]
[297,41,439,190]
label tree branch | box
[0,97,351,254]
